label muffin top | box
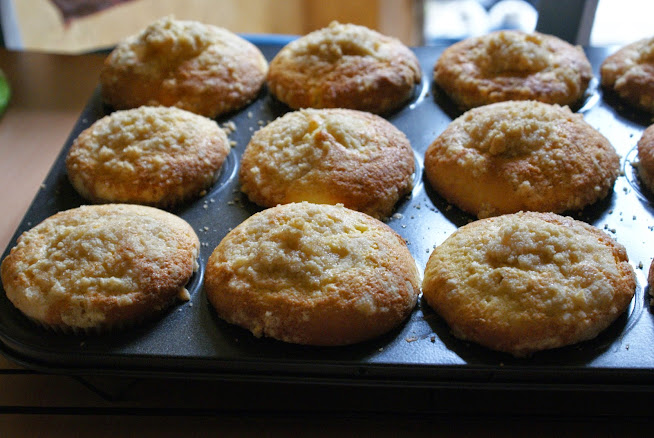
[66,106,230,207]
[267,21,421,114]
[100,16,268,118]
[424,100,619,218]
[636,124,654,193]
[204,202,420,346]
[239,108,414,219]
[601,36,654,113]
[434,30,593,110]
[422,211,636,357]
[0,204,199,331]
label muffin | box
[66,106,230,208]
[601,36,654,113]
[239,108,415,219]
[637,124,654,193]
[204,202,420,346]
[424,100,620,218]
[433,30,593,110]
[422,211,636,357]
[100,16,268,118]
[267,21,422,115]
[0,204,200,333]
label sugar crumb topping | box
[430,213,630,316]
[68,106,227,183]
[214,203,415,313]
[2,205,199,327]
[474,31,550,74]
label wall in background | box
[4,0,423,53]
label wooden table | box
[0,48,651,436]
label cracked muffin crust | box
[239,108,415,219]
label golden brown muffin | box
[601,36,654,113]
[204,202,420,346]
[100,16,268,118]
[637,124,654,193]
[422,211,636,357]
[424,100,619,218]
[433,30,593,110]
[239,108,414,219]
[267,21,422,115]
[66,106,230,208]
[0,204,200,333]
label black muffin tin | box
[1,43,654,389]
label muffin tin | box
[1,43,654,388]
